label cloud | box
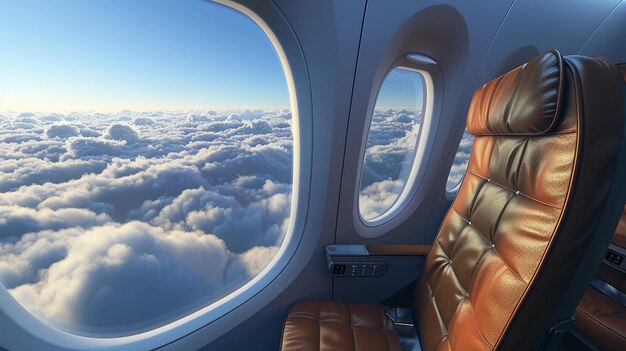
[360,110,422,189]
[133,117,155,126]
[445,130,473,190]
[358,109,422,219]
[0,206,111,240]
[106,124,141,144]
[0,109,293,333]
[358,179,404,220]
[3,222,230,329]
[46,125,80,139]
[225,245,279,284]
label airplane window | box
[358,68,426,222]
[446,129,474,193]
[0,0,293,336]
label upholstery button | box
[515,190,520,195]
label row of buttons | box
[330,262,388,277]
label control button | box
[332,264,346,275]
[350,264,358,276]
[606,250,624,266]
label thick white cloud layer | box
[0,110,293,333]
[359,109,422,219]
[446,129,474,190]
[0,107,463,333]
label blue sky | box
[376,68,425,111]
[0,0,289,112]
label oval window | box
[358,67,427,223]
[446,129,474,193]
[0,0,293,336]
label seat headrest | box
[467,50,564,136]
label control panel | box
[326,245,389,277]
[605,243,626,273]
[329,262,388,277]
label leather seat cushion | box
[574,286,626,350]
[281,300,402,351]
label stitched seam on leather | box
[436,335,448,351]
[431,236,471,301]
[490,187,517,243]
[467,173,490,219]
[348,304,356,351]
[380,307,394,351]
[466,244,492,297]
[465,220,526,284]
[503,65,524,133]
[449,221,480,265]
[444,263,469,299]
[317,303,321,350]
[431,247,468,300]
[485,135,499,183]
[426,279,449,338]
[448,221,487,296]
[484,76,505,133]
[468,135,497,219]
[490,245,526,284]
[513,137,530,192]
[466,170,561,210]
[466,298,494,348]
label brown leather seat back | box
[415,51,625,351]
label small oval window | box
[358,67,427,223]
[446,129,474,193]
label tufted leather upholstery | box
[281,301,401,351]
[281,51,625,351]
[416,51,624,351]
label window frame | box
[0,1,313,350]
[354,54,443,234]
